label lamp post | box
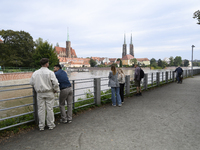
[191,45,195,77]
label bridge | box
[1,74,200,149]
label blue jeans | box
[111,87,122,105]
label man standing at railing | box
[134,64,142,96]
[174,66,183,84]
[30,58,59,131]
[54,64,73,124]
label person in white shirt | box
[30,58,59,131]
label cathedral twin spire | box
[122,33,134,58]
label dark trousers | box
[119,83,125,102]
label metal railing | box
[1,69,200,131]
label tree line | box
[0,30,59,68]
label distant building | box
[122,33,134,58]
[55,32,77,60]
[122,34,127,58]
[122,54,134,66]
[0,39,3,44]
[136,58,150,66]
[163,57,170,64]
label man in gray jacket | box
[134,64,142,96]
[30,58,59,131]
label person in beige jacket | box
[30,58,59,131]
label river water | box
[0,67,195,118]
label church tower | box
[66,29,71,58]
[130,33,134,57]
[122,34,127,58]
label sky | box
[0,0,200,60]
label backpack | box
[140,68,144,79]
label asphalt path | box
[1,75,200,150]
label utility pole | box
[191,45,195,77]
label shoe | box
[68,120,72,124]
[39,128,44,131]
[112,104,116,106]
[139,92,142,96]
[118,104,122,107]
[49,126,56,130]
[134,93,139,96]
[60,119,68,124]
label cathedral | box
[55,33,77,58]
[122,33,134,58]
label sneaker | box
[49,126,56,130]
[118,104,122,107]
[139,92,142,96]
[60,119,68,124]
[112,104,116,106]
[68,120,72,124]
[39,128,44,131]
[134,93,139,96]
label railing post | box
[72,80,75,110]
[185,70,187,78]
[166,72,168,83]
[144,74,148,90]
[172,71,175,82]
[151,73,153,86]
[94,78,101,105]
[125,75,130,96]
[32,87,38,124]
[156,72,160,86]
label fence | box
[0,69,200,131]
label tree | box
[130,58,137,66]
[162,61,168,68]
[193,10,200,25]
[150,58,157,68]
[183,59,189,67]
[32,38,59,68]
[89,58,97,67]
[0,30,34,67]
[174,56,182,66]
[157,59,163,67]
[117,58,122,67]
[169,56,174,66]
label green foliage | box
[32,38,59,68]
[89,58,97,67]
[183,59,189,67]
[130,58,137,66]
[117,58,123,67]
[157,59,163,67]
[174,56,182,66]
[0,30,35,67]
[193,10,200,25]
[169,56,174,66]
[150,58,157,68]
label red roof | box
[122,54,134,60]
[136,58,150,61]
[55,46,77,57]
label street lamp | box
[191,45,195,77]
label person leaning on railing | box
[54,64,73,124]
[108,65,122,107]
[174,66,183,84]
[117,68,125,103]
[30,58,59,131]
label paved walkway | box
[1,75,200,150]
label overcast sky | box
[1,0,199,60]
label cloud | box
[0,0,200,60]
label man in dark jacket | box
[54,64,73,123]
[174,66,183,84]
